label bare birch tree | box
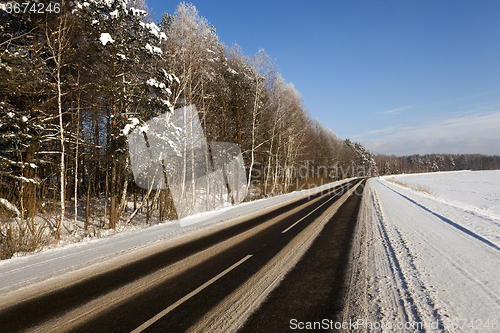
[45,1,73,238]
[246,49,274,189]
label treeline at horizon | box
[1,1,373,258]
[375,153,500,175]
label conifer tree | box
[77,0,175,228]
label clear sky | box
[146,0,500,156]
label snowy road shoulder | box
[343,172,500,332]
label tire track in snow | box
[378,180,500,309]
[371,187,425,331]
[411,224,500,309]
[374,177,500,326]
[340,189,369,327]
[370,186,446,332]
[378,180,500,253]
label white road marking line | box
[130,254,253,333]
[282,191,341,234]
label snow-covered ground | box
[0,180,348,302]
[345,170,500,332]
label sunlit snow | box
[100,33,114,46]
[354,171,500,329]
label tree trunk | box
[85,180,90,233]
[45,11,71,239]
[73,78,80,233]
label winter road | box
[0,178,365,333]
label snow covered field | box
[345,171,500,332]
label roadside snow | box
[345,171,500,332]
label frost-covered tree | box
[345,139,377,176]
[383,161,391,175]
[159,3,220,203]
[245,49,274,189]
[0,6,52,220]
[161,2,218,109]
[76,0,176,228]
[45,2,74,237]
[0,104,42,218]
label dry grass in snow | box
[385,177,437,197]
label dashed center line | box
[282,191,341,234]
[130,254,253,333]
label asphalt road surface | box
[0,178,365,333]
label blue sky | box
[147,0,500,156]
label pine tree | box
[0,6,51,220]
[77,0,175,228]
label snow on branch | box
[144,43,163,55]
[100,33,114,46]
[130,7,147,17]
[0,156,37,169]
[122,117,148,136]
[0,198,20,217]
[0,169,39,184]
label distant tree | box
[374,153,499,175]
[345,139,377,177]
